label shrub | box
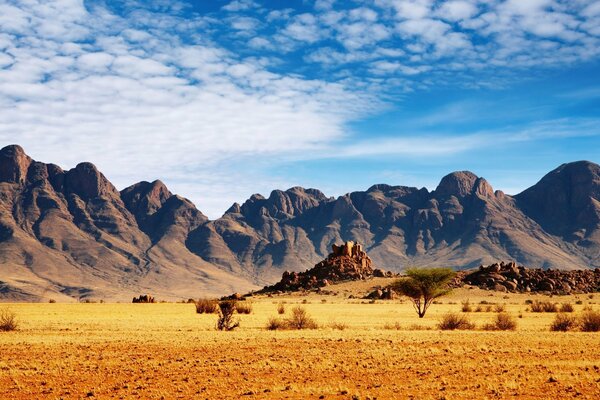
[437,312,475,330]
[485,305,492,312]
[530,301,558,313]
[494,304,506,313]
[580,310,600,332]
[48,299,56,303]
[483,312,517,331]
[560,303,574,313]
[277,303,285,315]
[235,301,253,314]
[329,322,348,331]
[216,301,240,331]
[550,313,577,332]
[383,322,402,330]
[461,300,472,312]
[285,307,317,330]
[576,300,583,305]
[195,298,218,314]
[266,317,285,331]
[0,309,17,332]
[474,305,483,312]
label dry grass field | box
[1,284,600,399]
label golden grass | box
[0,288,599,399]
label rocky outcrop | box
[261,241,383,292]
[462,261,600,294]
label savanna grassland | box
[1,284,600,400]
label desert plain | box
[1,283,600,400]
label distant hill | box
[0,144,598,301]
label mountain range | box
[1,144,598,301]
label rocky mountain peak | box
[0,144,32,184]
[64,162,118,200]
[435,171,491,198]
[121,180,172,219]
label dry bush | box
[48,299,56,303]
[235,301,253,314]
[285,307,318,330]
[0,308,17,332]
[580,310,600,332]
[560,303,574,313]
[195,298,218,314]
[474,305,483,312]
[530,301,558,313]
[494,304,506,313]
[383,322,402,330]
[277,303,285,315]
[485,305,492,312]
[216,301,240,331]
[461,300,472,312]
[266,317,285,331]
[550,313,578,332]
[438,312,475,330]
[329,322,348,331]
[483,312,517,331]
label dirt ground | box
[1,287,600,399]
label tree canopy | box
[392,267,456,318]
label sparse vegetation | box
[530,300,558,313]
[438,312,475,330]
[329,321,348,330]
[277,302,285,314]
[391,267,456,318]
[550,313,577,332]
[559,303,574,313]
[266,316,286,330]
[285,307,318,330]
[216,300,240,331]
[235,301,253,314]
[494,304,506,313]
[461,300,472,312]
[383,322,402,330]
[580,310,600,332]
[483,312,517,331]
[195,298,218,314]
[0,308,17,332]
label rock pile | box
[263,241,389,292]
[462,261,600,294]
[132,294,155,303]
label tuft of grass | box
[461,300,472,312]
[329,322,348,331]
[383,322,402,330]
[235,301,253,314]
[580,310,600,332]
[438,312,475,330]
[550,313,577,332]
[494,304,506,313]
[474,305,483,312]
[0,308,17,332]
[266,317,286,331]
[277,303,285,315]
[559,303,574,313]
[483,312,517,331]
[530,301,558,313]
[286,307,318,330]
[195,298,218,314]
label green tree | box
[392,267,456,318]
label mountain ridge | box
[1,144,599,301]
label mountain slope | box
[0,145,257,301]
[1,144,599,301]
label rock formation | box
[461,261,600,294]
[261,241,384,292]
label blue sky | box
[0,0,599,218]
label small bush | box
[0,309,17,332]
[277,303,285,314]
[580,310,600,332]
[483,312,517,331]
[560,303,574,313]
[438,312,475,330]
[494,304,506,313]
[550,313,577,332]
[383,322,402,330]
[474,305,483,312]
[285,307,317,330]
[461,300,472,312]
[266,317,285,330]
[576,300,583,305]
[48,299,56,303]
[530,301,558,313]
[235,301,253,314]
[524,299,533,305]
[485,305,492,312]
[195,298,218,314]
[330,322,348,331]
[216,301,240,331]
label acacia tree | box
[392,267,456,318]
